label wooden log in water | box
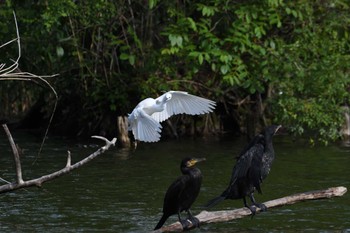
[153,186,347,233]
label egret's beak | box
[188,158,206,167]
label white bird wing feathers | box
[151,91,216,122]
[130,108,162,142]
[129,91,216,142]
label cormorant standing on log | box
[154,157,206,230]
[206,125,281,214]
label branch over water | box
[0,124,117,194]
[153,186,347,232]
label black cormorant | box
[154,157,205,230]
[206,125,281,214]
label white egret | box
[128,91,216,142]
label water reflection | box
[0,132,349,232]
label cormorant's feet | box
[180,219,192,230]
[246,205,257,216]
[180,217,200,230]
[255,203,267,212]
[189,216,200,228]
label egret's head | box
[165,93,172,101]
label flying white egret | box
[128,91,216,142]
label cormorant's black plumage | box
[206,125,281,214]
[154,157,205,230]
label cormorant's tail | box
[205,195,226,208]
[154,214,168,230]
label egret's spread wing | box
[151,91,216,122]
[129,108,162,142]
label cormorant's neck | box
[264,134,275,153]
[181,167,201,176]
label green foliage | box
[155,0,350,143]
[1,0,350,142]
[270,1,350,142]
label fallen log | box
[153,186,347,233]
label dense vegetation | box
[1,0,349,144]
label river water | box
[0,131,349,232]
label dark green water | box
[1,131,349,232]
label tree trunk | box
[117,116,130,147]
[153,186,347,233]
[341,106,350,146]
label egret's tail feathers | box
[132,109,162,142]
[205,195,226,209]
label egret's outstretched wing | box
[151,91,216,122]
[129,109,162,142]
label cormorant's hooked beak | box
[188,158,206,167]
[275,125,282,134]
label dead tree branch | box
[0,12,59,160]
[0,11,20,75]
[2,124,23,184]
[154,186,347,232]
[0,124,117,194]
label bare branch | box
[0,11,20,75]
[0,11,117,196]
[0,12,59,161]
[91,135,117,151]
[66,151,72,167]
[154,186,347,232]
[2,124,23,184]
[0,131,117,194]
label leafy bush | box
[1,0,349,143]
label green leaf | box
[149,0,157,9]
[211,63,216,71]
[129,55,135,65]
[120,53,129,60]
[220,65,229,75]
[254,27,262,38]
[187,17,197,31]
[169,34,177,47]
[56,46,64,57]
[198,53,204,65]
[169,34,183,47]
[223,74,234,86]
[176,35,183,47]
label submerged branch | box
[154,186,347,232]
